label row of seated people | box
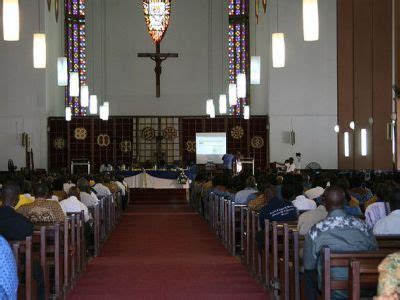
[0,173,128,299]
[191,171,400,299]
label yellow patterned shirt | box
[376,252,400,299]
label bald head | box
[2,183,21,207]
[323,186,345,212]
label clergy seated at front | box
[234,176,258,205]
[373,187,400,235]
[17,183,66,223]
[303,186,378,300]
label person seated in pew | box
[349,174,374,207]
[258,182,298,230]
[17,183,66,223]
[60,187,90,223]
[365,182,395,228]
[304,186,325,206]
[14,179,35,210]
[375,252,400,300]
[297,203,328,236]
[91,176,112,197]
[374,187,400,235]
[103,174,118,194]
[303,186,378,300]
[333,177,363,217]
[114,175,128,210]
[247,179,274,212]
[292,180,317,211]
[234,176,258,205]
[51,177,68,201]
[0,183,45,300]
[211,175,229,198]
[77,178,99,208]
[0,235,18,300]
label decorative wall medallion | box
[53,138,65,150]
[230,126,244,140]
[97,134,110,147]
[142,127,155,141]
[251,136,264,149]
[163,126,177,141]
[120,140,132,153]
[74,127,87,140]
[186,140,196,153]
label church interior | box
[0,0,399,299]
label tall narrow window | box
[65,0,87,116]
[228,0,249,116]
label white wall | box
[0,0,63,170]
[250,0,338,169]
[86,0,230,116]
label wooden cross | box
[138,44,178,98]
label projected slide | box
[196,132,227,164]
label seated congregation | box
[191,171,400,299]
[0,173,128,299]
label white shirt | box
[80,192,99,207]
[365,202,390,228]
[92,183,111,196]
[286,163,296,173]
[48,195,59,202]
[373,210,400,235]
[115,181,126,196]
[63,183,76,194]
[59,196,90,222]
[234,188,258,205]
[292,195,317,211]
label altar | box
[119,169,193,190]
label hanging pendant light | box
[250,56,261,84]
[228,83,237,106]
[206,99,214,115]
[57,57,68,86]
[219,94,227,114]
[99,104,105,120]
[33,34,46,68]
[103,101,110,120]
[65,107,72,121]
[210,103,215,119]
[80,85,89,107]
[237,73,246,98]
[3,0,19,41]
[244,105,250,120]
[303,0,319,41]
[69,72,79,97]
[272,33,285,68]
[89,95,98,114]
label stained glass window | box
[228,0,249,116]
[142,0,171,44]
[65,0,87,116]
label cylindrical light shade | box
[361,128,367,156]
[272,33,285,68]
[303,0,319,41]
[69,72,79,97]
[334,125,339,133]
[244,105,250,120]
[3,0,19,41]
[80,85,89,107]
[65,107,72,121]
[57,57,68,86]
[250,56,261,84]
[219,94,227,114]
[349,121,355,130]
[103,101,109,120]
[33,33,46,68]
[228,83,237,106]
[237,73,246,98]
[210,103,215,118]
[99,104,105,120]
[206,99,214,115]
[344,132,350,157]
[89,95,98,114]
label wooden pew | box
[349,260,380,300]
[240,206,251,266]
[9,236,33,300]
[231,203,246,256]
[322,248,394,300]
[88,204,101,257]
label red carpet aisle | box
[68,204,267,299]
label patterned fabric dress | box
[0,235,18,300]
[376,252,400,300]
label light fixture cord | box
[276,0,279,32]
[255,0,257,55]
[208,0,213,98]
[38,0,41,32]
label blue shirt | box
[222,154,235,169]
[258,196,298,229]
[234,187,258,205]
[0,235,18,300]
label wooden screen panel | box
[249,117,268,170]
[227,118,250,158]
[181,118,203,164]
[48,118,68,172]
[92,119,114,172]
[160,117,180,163]
[137,117,158,163]
[69,118,92,168]
[114,117,134,168]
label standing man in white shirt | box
[374,188,400,235]
[286,157,296,173]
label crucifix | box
[138,0,178,98]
